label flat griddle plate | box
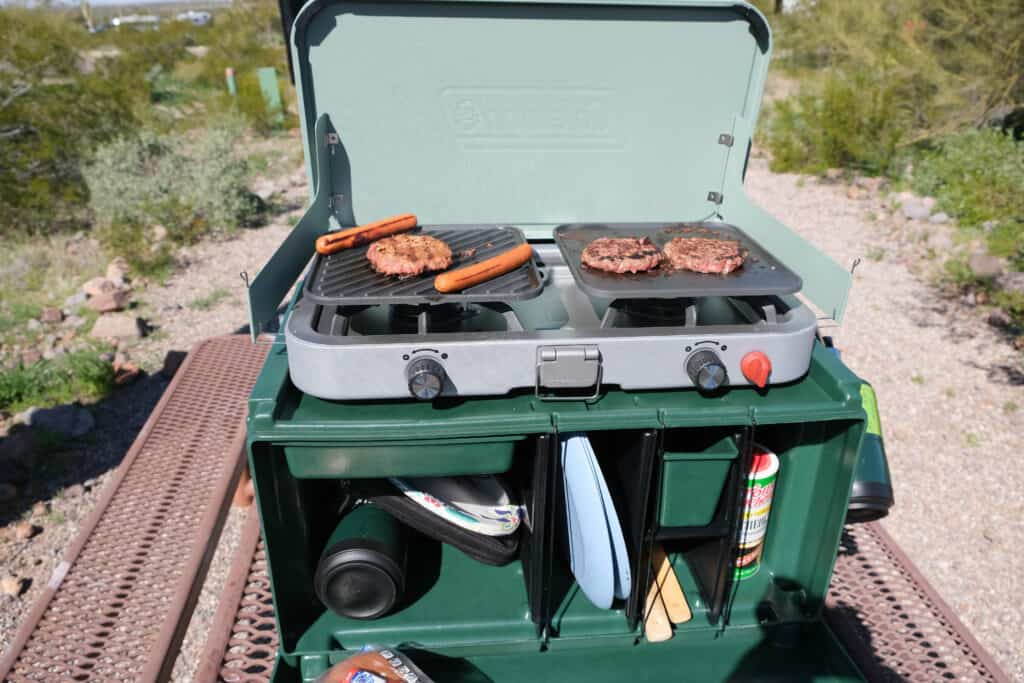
[303,225,543,306]
[554,222,802,299]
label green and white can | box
[735,446,779,581]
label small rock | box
[22,404,95,439]
[42,346,67,361]
[0,482,16,502]
[40,307,63,324]
[151,224,169,242]
[20,349,42,366]
[928,211,950,225]
[1013,336,1024,352]
[251,180,277,203]
[161,350,187,379]
[921,196,937,210]
[113,351,129,366]
[13,520,40,540]
[25,319,41,332]
[63,291,88,310]
[854,176,886,193]
[63,483,85,498]
[845,186,863,200]
[976,290,988,305]
[968,253,1005,279]
[962,292,977,306]
[59,329,76,344]
[90,314,144,340]
[86,289,130,313]
[901,198,931,221]
[31,501,47,516]
[824,168,843,181]
[82,276,119,298]
[63,315,86,329]
[997,271,1024,295]
[0,575,23,597]
[105,258,129,286]
[987,309,1013,328]
[98,352,114,363]
[42,333,56,348]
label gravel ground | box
[746,156,1024,680]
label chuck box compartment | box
[283,437,520,478]
[659,430,738,528]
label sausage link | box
[315,213,418,255]
[434,243,534,293]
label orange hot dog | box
[315,213,418,255]
[434,243,534,293]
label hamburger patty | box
[366,234,453,276]
[664,237,745,274]
[580,237,664,274]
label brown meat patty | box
[580,237,664,274]
[664,237,745,274]
[366,234,453,276]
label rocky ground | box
[2,145,1022,679]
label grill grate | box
[303,225,543,306]
[554,222,802,300]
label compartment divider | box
[520,433,556,638]
[613,430,660,631]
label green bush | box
[84,119,259,271]
[767,70,907,176]
[911,130,1024,268]
[0,352,114,413]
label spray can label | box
[735,447,779,581]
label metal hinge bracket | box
[328,194,346,209]
[707,191,724,205]
[325,132,339,145]
[718,133,735,147]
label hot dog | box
[434,243,533,293]
[315,213,418,255]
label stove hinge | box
[718,133,735,147]
[707,191,724,205]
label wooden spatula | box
[651,543,692,624]
[644,578,673,642]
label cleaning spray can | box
[735,446,779,581]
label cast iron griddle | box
[303,225,543,306]
[554,222,802,299]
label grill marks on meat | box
[664,237,745,274]
[580,237,665,274]
[366,234,453,276]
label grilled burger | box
[580,236,664,274]
[664,237,745,274]
[366,234,453,276]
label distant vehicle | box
[110,14,160,29]
[176,10,212,26]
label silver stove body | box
[284,244,818,400]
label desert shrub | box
[0,8,138,235]
[767,70,907,175]
[0,352,114,412]
[911,129,1024,268]
[84,119,259,270]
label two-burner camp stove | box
[286,222,818,401]
[246,1,893,681]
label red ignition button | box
[741,351,772,388]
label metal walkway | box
[0,336,266,682]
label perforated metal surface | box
[196,509,277,683]
[200,521,1011,682]
[303,225,543,305]
[825,523,1010,682]
[0,336,267,683]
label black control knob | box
[686,349,728,392]
[406,357,446,400]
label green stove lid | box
[290,0,771,226]
[246,0,853,336]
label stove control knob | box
[687,350,728,392]
[406,357,446,400]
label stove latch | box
[536,346,602,401]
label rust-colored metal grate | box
[196,509,277,683]
[825,522,1010,682]
[199,520,1011,682]
[1,336,268,683]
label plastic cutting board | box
[561,434,631,608]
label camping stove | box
[285,239,817,401]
